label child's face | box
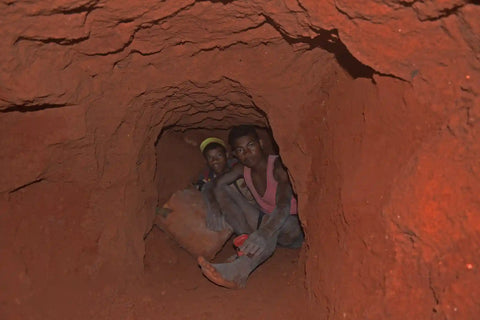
[232,134,263,168]
[205,147,227,175]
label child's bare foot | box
[197,256,241,289]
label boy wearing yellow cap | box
[194,137,230,191]
[195,137,254,213]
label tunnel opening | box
[141,98,309,317]
[152,124,278,207]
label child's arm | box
[259,159,292,236]
[240,158,292,256]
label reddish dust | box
[142,226,308,320]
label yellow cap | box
[200,137,225,153]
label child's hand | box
[240,230,268,257]
[193,179,207,191]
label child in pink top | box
[198,125,303,289]
[243,154,297,215]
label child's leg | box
[214,183,259,234]
[277,215,304,248]
[198,232,278,288]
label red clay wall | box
[1,0,479,319]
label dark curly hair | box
[228,125,259,147]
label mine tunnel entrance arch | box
[142,94,308,312]
[132,29,378,318]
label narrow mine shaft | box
[146,119,307,319]
[1,1,479,320]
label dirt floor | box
[142,226,308,320]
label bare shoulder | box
[273,156,289,182]
[231,161,244,174]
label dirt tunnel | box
[1,1,479,319]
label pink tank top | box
[243,155,297,215]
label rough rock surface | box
[155,188,232,260]
[0,0,479,319]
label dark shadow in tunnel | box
[147,120,300,254]
[293,30,374,79]
[320,33,375,79]
[262,15,374,79]
[152,124,279,208]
